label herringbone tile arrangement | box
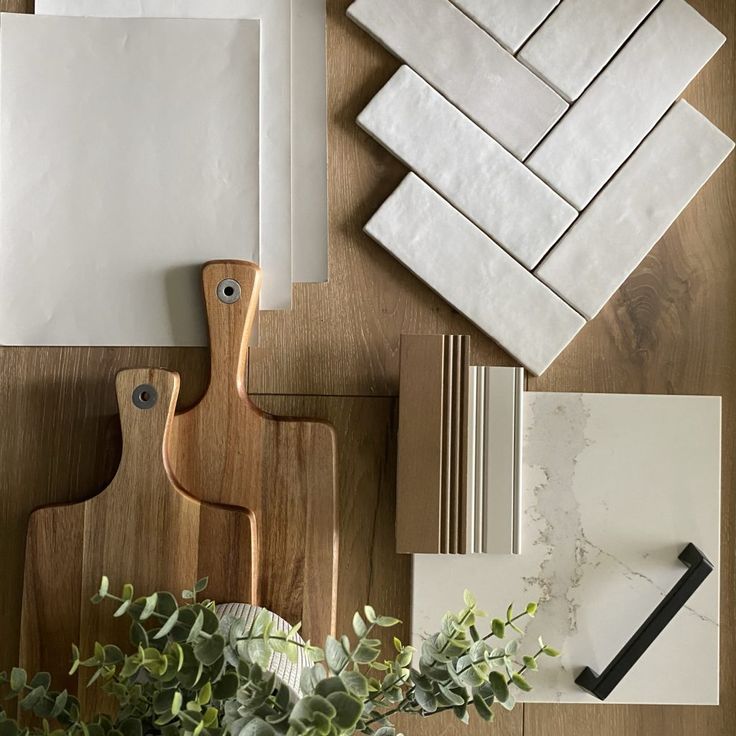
[349,0,735,375]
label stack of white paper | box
[0,1,328,346]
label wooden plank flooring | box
[0,0,733,734]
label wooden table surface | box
[0,0,734,734]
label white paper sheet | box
[0,13,260,345]
[39,0,330,290]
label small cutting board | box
[20,368,255,714]
[168,261,338,646]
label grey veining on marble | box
[536,101,734,320]
[363,174,586,376]
[450,0,560,53]
[357,66,577,269]
[347,0,568,160]
[518,0,659,102]
[413,392,721,704]
[526,0,726,208]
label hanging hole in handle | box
[217,278,241,304]
[132,384,158,410]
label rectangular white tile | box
[358,66,577,269]
[450,0,559,53]
[518,0,659,102]
[364,174,587,376]
[526,0,726,209]
[536,101,734,320]
[347,0,568,160]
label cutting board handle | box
[201,261,262,400]
[115,368,180,483]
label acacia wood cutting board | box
[168,261,338,647]
[20,368,255,714]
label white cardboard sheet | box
[0,13,260,345]
[39,0,330,290]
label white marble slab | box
[450,0,560,53]
[347,0,568,160]
[414,392,721,704]
[526,0,726,209]
[536,101,734,320]
[358,66,577,269]
[363,174,586,376]
[518,0,659,102]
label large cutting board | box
[20,368,255,714]
[168,261,338,646]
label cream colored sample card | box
[0,13,259,345]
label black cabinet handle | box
[575,543,713,701]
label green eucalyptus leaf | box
[187,611,205,643]
[327,692,363,731]
[473,691,494,722]
[29,673,51,690]
[512,673,532,692]
[19,686,46,711]
[193,634,225,667]
[139,594,158,621]
[491,619,505,639]
[9,668,26,692]
[194,578,209,594]
[375,616,401,628]
[526,602,538,618]
[523,655,538,671]
[413,686,437,714]
[351,612,367,638]
[339,670,368,699]
[543,646,561,658]
[324,637,349,673]
[463,590,476,608]
[212,671,239,700]
[363,606,377,624]
[488,671,509,703]
[154,610,180,640]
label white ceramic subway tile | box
[414,392,721,703]
[347,0,568,160]
[364,174,586,376]
[357,66,577,269]
[526,0,726,209]
[450,0,559,53]
[536,101,734,320]
[518,0,659,102]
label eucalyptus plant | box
[0,577,558,736]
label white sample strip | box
[347,0,568,160]
[536,101,734,320]
[364,174,586,376]
[451,0,560,53]
[526,0,726,209]
[357,66,577,269]
[466,366,524,554]
[518,0,659,102]
[0,13,259,346]
[291,0,328,283]
[39,0,329,300]
[414,392,721,703]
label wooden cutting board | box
[168,261,338,647]
[19,368,255,714]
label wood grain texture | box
[168,262,338,647]
[20,369,255,716]
[0,0,732,734]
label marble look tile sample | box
[363,174,586,376]
[413,392,721,704]
[518,0,659,102]
[358,66,577,269]
[347,0,568,160]
[526,0,726,209]
[536,101,734,320]
[450,0,560,53]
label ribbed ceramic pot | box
[216,602,310,697]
